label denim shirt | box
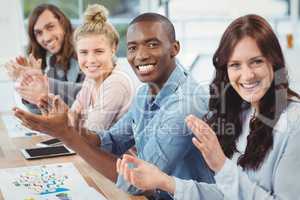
[98,65,215,198]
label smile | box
[240,81,260,90]
[46,40,57,49]
[86,65,100,72]
[137,64,156,75]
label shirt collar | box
[147,63,188,108]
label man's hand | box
[15,72,49,105]
[13,107,72,141]
[116,154,175,193]
[4,60,27,81]
[4,54,42,81]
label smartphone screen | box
[40,138,62,146]
[22,146,75,159]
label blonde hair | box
[73,4,119,51]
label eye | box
[95,49,104,54]
[79,50,88,55]
[148,42,158,48]
[228,63,240,69]
[127,46,136,53]
[34,31,42,37]
[46,24,55,31]
[250,58,264,68]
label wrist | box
[158,172,175,194]
[215,156,227,173]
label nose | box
[241,65,255,81]
[42,30,53,44]
[86,53,96,64]
[135,46,150,62]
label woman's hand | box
[185,115,227,173]
[116,154,175,194]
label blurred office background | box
[0,0,299,111]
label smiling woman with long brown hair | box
[116,14,300,200]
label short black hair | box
[129,12,176,42]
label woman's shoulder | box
[104,67,134,89]
[274,99,300,135]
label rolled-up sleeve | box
[98,109,135,156]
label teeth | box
[87,66,98,70]
[47,41,56,49]
[241,82,259,89]
[138,64,154,73]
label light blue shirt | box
[173,100,300,200]
[98,65,215,198]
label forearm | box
[80,127,102,147]
[215,158,291,200]
[63,128,118,182]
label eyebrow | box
[34,21,55,33]
[144,38,160,43]
[127,37,160,46]
[229,55,264,63]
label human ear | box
[171,41,180,58]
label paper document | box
[0,162,107,200]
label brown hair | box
[27,3,74,71]
[207,14,300,170]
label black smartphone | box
[21,145,76,160]
[37,138,62,147]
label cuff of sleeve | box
[98,131,113,153]
[173,176,185,200]
[48,77,55,93]
[214,158,237,193]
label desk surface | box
[0,114,146,200]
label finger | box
[186,120,209,143]
[36,58,42,69]
[128,169,136,186]
[119,157,128,177]
[13,107,43,125]
[29,53,40,69]
[37,99,49,116]
[186,116,212,141]
[122,154,143,167]
[21,121,41,133]
[19,75,34,86]
[123,163,131,182]
[192,137,207,154]
[17,56,29,65]
[188,115,215,135]
[53,95,60,113]
[116,158,121,173]
[29,53,35,66]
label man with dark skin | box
[14,13,214,199]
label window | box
[22,0,140,57]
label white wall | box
[0,0,26,112]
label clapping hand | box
[185,115,227,173]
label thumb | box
[123,154,143,167]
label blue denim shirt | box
[98,65,215,198]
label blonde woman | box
[40,4,133,132]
